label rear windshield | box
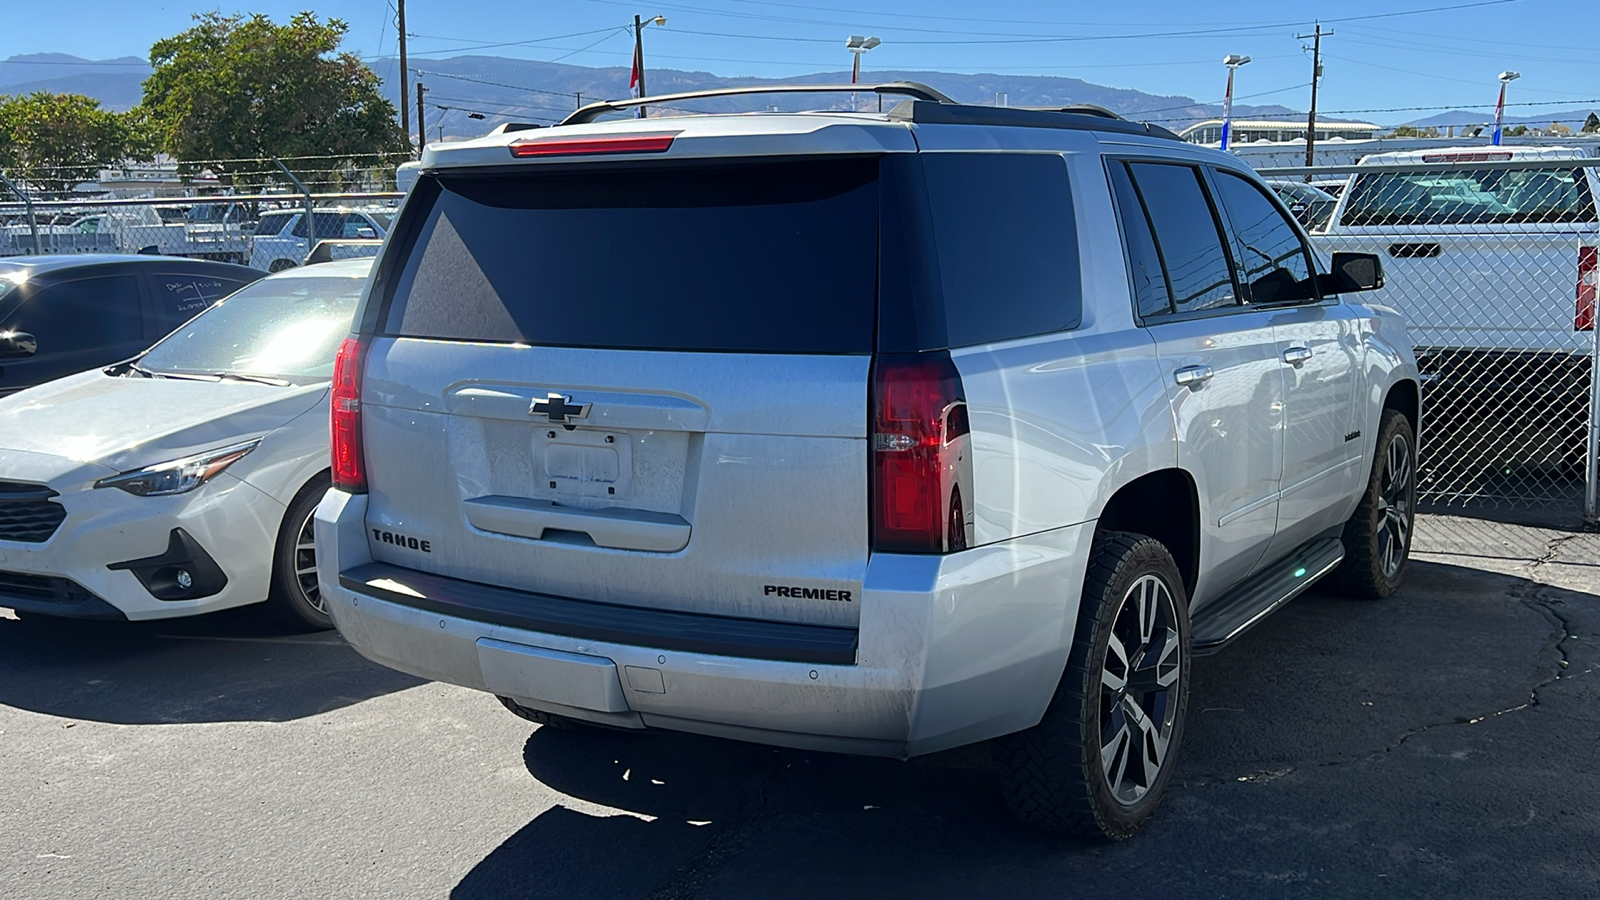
[382,158,880,353]
[1342,167,1598,226]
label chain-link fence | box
[1260,152,1600,529]
[0,191,402,271]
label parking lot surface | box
[3,516,1597,899]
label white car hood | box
[0,370,327,480]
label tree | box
[1584,112,1600,134]
[1505,124,1529,137]
[1548,122,1573,136]
[139,12,409,190]
[0,92,133,195]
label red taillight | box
[1578,247,1597,332]
[508,133,678,158]
[871,353,969,554]
[332,338,366,492]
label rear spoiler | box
[306,239,382,265]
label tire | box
[993,531,1191,840]
[268,258,297,273]
[498,695,583,730]
[267,474,333,630]
[1330,409,1416,599]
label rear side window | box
[383,158,880,353]
[254,214,292,236]
[919,153,1080,345]
[1342,167,1598,226]
[1125,163,1238,315]
[1107,162,1174,318]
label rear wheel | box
[1331,409,1415,599]
[267,475,332,630]
[993,531,1190,840]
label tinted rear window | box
[1343,167,1598,226]
[382,158,880,353]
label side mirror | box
[355,227,377,239]
[1319,251,1385,294]
[0,331,37,359]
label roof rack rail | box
[559,81,956,126]
[884,100,1183,141]
[1021,103,1123,120]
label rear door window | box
[254,213,292,237]
[919,153,1081,345]
[1125,162,1239,315]
[1107,161,1174,318]
[382,158,880,353]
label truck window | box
[1211,171,1318,304]
[1343,167,1598,226]
[1125,163,1239,315]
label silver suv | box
[317,83,1419,839]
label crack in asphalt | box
[1187,535,1589,790]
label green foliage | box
[1389,125,1441,138]
[139,12,409,189]
[0,92,134,195]
[1505,124,1529,137]
[1582,112,1599,134]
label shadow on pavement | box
[455,560,1600,899]
[0,603,425,724]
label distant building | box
[1180,119,1381,144]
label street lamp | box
[1220,54,1251,151]
[631,14,668,118]
[846,35,881,111]
[1493,70,1521,146]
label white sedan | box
[0,258,372,628]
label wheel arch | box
[1093,468,1200,600]
[1383,377,1420,435]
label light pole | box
[631,14,668,118]
[1220,54,1251,151]
[1493,70,1521,146]
[846,35,881,111]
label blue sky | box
[4,0,1597,123]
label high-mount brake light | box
[332,337,366,492]
[508,133,678,158]
[870,352,970,554]
[1420,151,1513,163]
[1579,247,1598,332]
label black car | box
[0,255,263,397]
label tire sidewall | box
[1362,412,1416,596]
[270,476,332,629]
[1079,540,1192,837]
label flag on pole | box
[630,40,643,97]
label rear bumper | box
[317,489,1093,758]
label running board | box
[1190,537,1345,656]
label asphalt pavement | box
[2,515,1597,899]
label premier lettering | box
[763,584,853,602]
[372,529,431,553]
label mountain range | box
[4,52,1592,139]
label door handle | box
[1282,346,1313,366]
[1174,365,1214,388]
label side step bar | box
[1190,536,1345,656]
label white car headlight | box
[94,439,262,497]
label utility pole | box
[416,81,428,152]
[1297,23,1331,178]
[398,0,410,145]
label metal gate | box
[1258,154,1600,527]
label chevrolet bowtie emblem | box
[529,392,590,423]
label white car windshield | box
[140,272,365,382]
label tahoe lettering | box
[372,529,431,553]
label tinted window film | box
[383,158,879,353]
[9,275,142,352]
[1213,171,1318,304]
[1107,162,1174,318]
[254,213,292,236]
[1127,163,1238,314]
[148,272,250,327]
[920,153,1081,345]
[1343,167,1598,226]
[291,213,351,240]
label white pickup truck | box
[1317,146,1599,471]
